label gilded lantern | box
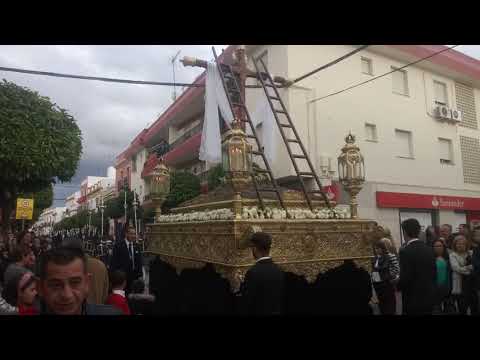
[146,157,170,221]
[337,133,365,219]
[150,160,170,198]
[222,119,252,192]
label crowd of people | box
[371,220,480,315]
[0,223,154,315]
[2,217,480,316]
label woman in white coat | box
[449,235,473,314]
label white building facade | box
[243,45,480,246]
[116,45,480,247]
[65,191,80,217]
[36,207,67,235]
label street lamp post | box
[88,209,93,238]
[133,192,139,240]
[100,195,106,240]
[123,178,128,223]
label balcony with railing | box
[169,122,203,151]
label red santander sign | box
[376,191,480,211]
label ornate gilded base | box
[146,219,376,292]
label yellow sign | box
[16,198,34,220]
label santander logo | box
[432,196,464,209]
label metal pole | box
[133,193,138,240]
[124,188,127,222]
[101,196,104,240]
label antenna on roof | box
[170,50,182,102]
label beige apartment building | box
[117,45,480,247]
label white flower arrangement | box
[157,208,234,223]
[241,206,350,220]
[156,206,351,223]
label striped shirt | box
[387,253,400,281]
[0,295,17,315]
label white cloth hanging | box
[249,90,278,165]
[199,62,234,164]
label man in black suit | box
[110,223,143,294]
[397,218,436,315]
[241,232,285,315]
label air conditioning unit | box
[434,105,452,120]
[450,108,463,122]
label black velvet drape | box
[149,257,372,315]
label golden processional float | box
[144,46,378,314]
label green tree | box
[0,80,83,231]
[207,164,225,191]
[104,190,134,220]
[163,171,200,212]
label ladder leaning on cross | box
[181,46,332,213]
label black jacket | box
[372,255,391,282]
[110,240,143,283]
[241,258,285,315]
[38,301,122,315]
[471,246,480,290]
[398,240,436,315]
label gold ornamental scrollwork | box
[158,255,206,275]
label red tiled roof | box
[387,45,480,81]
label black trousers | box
[373,281,396,315]
[453,294,469,315]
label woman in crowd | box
[371,238,400,315]
[450,235,474,314]
[432,239,453,314]
[470,227,480,314]
[2,270,38,315]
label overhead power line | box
[0,65,204,87]
[309,45,460,104]
[292,45,370,84]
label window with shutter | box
[392,67,409,96]
[365,123,377,141]
[438,138,452,164]
[395,129,413,158]
[434,81,448,106]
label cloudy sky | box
[0,45,226,207]
[1,45,479,207]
